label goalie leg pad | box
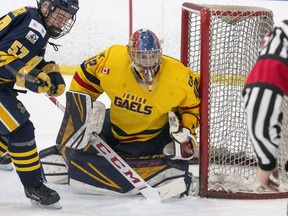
[68,151,135,195]
[39,145,68,184]
[67,150,192,196]
[56,91,106,149]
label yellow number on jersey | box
[0,16,12,31]
[8,41,29,59]
[0,8,26,31]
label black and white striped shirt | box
[259,20,288,64]
[243,20,288,171]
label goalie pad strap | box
[39,145,68,184]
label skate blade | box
[0,163,13,171]
[30,200,62,209]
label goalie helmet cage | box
[180,3,288,199]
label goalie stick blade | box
[137,186,161,202]
[157,177,187,201]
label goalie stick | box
[46,94,188,201]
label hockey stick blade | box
[157,177,187,200]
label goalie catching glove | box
[163,111,199,160]
[16,65,51,93]
[41,62,65,96]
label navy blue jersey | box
[0,7,49,89]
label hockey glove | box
[42,62,65,96]
[181,112,199,136]
[163,112,197,160]
[16,65,51,93]
[163,126,196,160]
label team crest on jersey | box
[29,19,46,38]
[101,67,110,74]
[26,30,39,44]
[114,93,153,115]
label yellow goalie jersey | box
[70,45,200,143]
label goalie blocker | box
[40,91,193,197]
[56,91,105,149]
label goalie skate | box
[24,184,61,209]
[0,153,13,171]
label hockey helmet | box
[38,0,79,39]
[128,29,162,92]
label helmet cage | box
[130,49,161,70]
[38,0,79,39]
[130,49,162,85]
[128,29,162,92]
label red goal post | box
[180,3,288,199]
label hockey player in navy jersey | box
[0,0,79,208]
[243,20,288,192]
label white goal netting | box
[181,3,288,198]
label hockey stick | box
[46,94,188,201]
[0,55,56,94]
[46,94,65,112]
[0,55,49,87]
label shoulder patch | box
[26,30,39,44]
[29,19,46,38]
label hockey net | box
[179,3,288,199]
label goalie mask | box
[38,0,79,39]
[128,29,162,92]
